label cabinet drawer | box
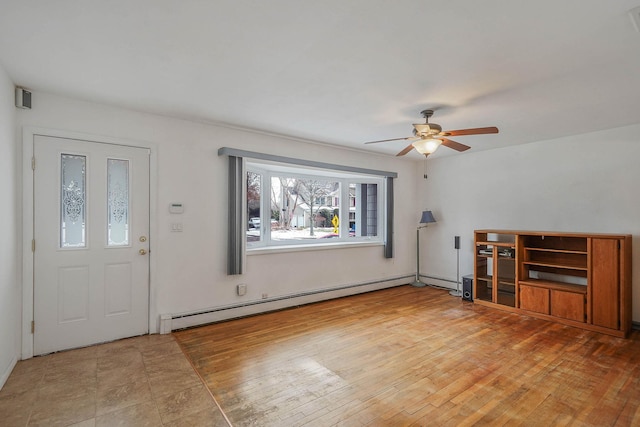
[519,285,550,314]
[551,290,585,323]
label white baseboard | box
[0,356,18,391]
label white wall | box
[17,92,419,336]
[7,86,639,370]
[419,124,640,322]
[0,64,18,387]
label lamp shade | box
[420,210,436,224]
[412,138,442,154]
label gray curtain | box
[384,176,394,259]
[227,156,244,275]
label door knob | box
[139,249,147,255]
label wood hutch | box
[474,230,632,338]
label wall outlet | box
[237,284,247,296]
[262,293,268,299]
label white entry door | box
[33,135,150,355]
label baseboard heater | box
[419,274,458,286]
[164,275,413,332]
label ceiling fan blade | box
[443,126,499,136]
[364,136,415,144]
[395,143,415,156]
[441,138,471,152]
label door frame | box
[22,126,158,359]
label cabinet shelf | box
[476,241,514,248]
[522,260,587,271]
[476,277,514,289]
[496,292,515,307]
[524,247,587,255]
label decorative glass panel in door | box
[107,158,130,246]
[60,154,86,248]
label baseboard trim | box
[0,356,18,390]
[419,274,460,290]
[169,275,413,331]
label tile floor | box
[0,334,230,426]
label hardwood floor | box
[174,285,640,426]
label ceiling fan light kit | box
[364,108,498,157]
[412,138,442,155]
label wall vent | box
[15,87,32,109]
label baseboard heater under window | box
[163,275,413,332]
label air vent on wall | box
[15,87,31,109]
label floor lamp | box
[412,210,436,287]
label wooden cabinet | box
[519,284,549,314]
[474,230,632,338]
[591,238,620,330]
[551,289,585,322]
[474,232,517,308]
[519,282,586,321]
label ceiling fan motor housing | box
[413,109,442,136]
[413,123,442,136]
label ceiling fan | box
[365,109,499,157]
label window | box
[220,147,396,274]
[246,161,385,249]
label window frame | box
[246,161,386,250]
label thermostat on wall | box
[169,203,184,214]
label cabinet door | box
[551,290,585,322]
[591,239,620,330]
[520,285,549,314]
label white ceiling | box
[2,0,640,158]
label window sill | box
[247,240,384,255]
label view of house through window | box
[246,162,384,248]
[246,170,262,243]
